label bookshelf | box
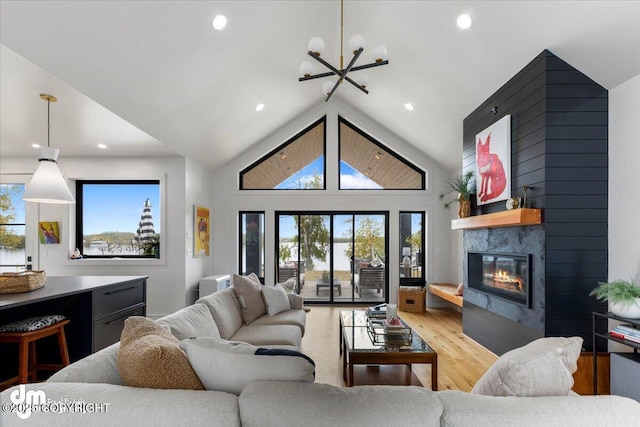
[592,311,640,395]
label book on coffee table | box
[382,318,411,336]
[383,318,404,328]
[366,304,387,319]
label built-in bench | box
[428,283,463,308]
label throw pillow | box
[262,284,291,316]
[180,337,315,395]
[156,303,221,340]
[471,336,583,397]
[117,316,204,390]
[232,274,266,324]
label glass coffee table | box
[339,310,438,389]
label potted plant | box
[142,235,161,258]
[438,171,475,218]
[589,279,640,319]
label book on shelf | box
[612,326,640,339]
[614,324,640,336]
[610,329,640,344]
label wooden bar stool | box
[0,315,70,390]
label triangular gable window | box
[240,117,326,190]
[339,117,425,190]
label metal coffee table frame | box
[339,310,438,389]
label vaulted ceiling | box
[1,1,639,173]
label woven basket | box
[398,286,426,313]
[0,271,46,294]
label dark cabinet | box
[92,278,146,352]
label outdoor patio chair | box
[355,266,385,297]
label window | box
[339,117,425,190]
[0,184,26,272]
[276,211,388,304]
[76,180,161,258]
[239,212,265,281]
[399,211,425,286]
[240,117,326,190]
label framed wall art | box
[194,205,210,257]
[476,114,511,206]
[39,221,60,244]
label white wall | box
[608,73,640,351]
[609,73,640,282]
[210,99,454,304]
[184,157,215,305]
[1,155,190,318]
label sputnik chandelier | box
[298,0,389,102]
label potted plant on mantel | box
[438,171,475,218]
[589,279,640,319]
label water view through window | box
[0,184,26,272]
[77,181,160,258]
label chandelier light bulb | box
[212,15,227,31]
[456,14,472,30]
[322,81,336,96]
[308,37,325,56]
[372,45,388,62]
[299,61,314,77]
[348,34,366,54]
[356,74,370,89]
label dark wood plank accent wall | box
[543,53,608,349]
[463,51,547,213]
[462,50,608,353]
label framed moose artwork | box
[475,114,511,206]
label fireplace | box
[468,252,531,308]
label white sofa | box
[2,289,640,426]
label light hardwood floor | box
[301,306,498,391]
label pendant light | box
[22,94,75,204]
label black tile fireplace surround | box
[463,225,546,356]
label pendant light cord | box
[340,0,344,70]
[47,98,51,147]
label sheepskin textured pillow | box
[471,336,583,397]
[232,274,266,324]
[180,337,315,395]
[117,316,204,390]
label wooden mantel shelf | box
[451,208,542,230]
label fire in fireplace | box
[468,252,531,307]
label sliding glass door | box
[276,211,387,304]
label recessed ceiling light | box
[404,103,414,111]
[255,103,265,112]
[97,143,107,149]
[212,15,227,31]
[31,143,40,148]
[456,14,472,30]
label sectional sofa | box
[2,282,640,426]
